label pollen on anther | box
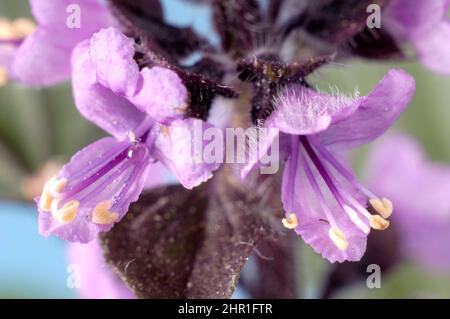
[55,200,79,223]
[39,177,67,212]
[52,178,67,193]
[282,213,298,229]
[369,197,393,219]
[328,227,349,250]
[0,17,35,40]
[160,125,170,137]
[12,18,35,38]
[39,177,57,212]
[370,215,390,230]
[92,200,119,225]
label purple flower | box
[384,0,450,74]
[244,69,415,263]
[37,28,220,243]
[365,134,450,270]
[68,240,134,299]
[1,0,110,86]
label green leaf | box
[332,263,450,299]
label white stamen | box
[343,205,370,234]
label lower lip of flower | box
[38,127,155,226]
[284,135,392,250]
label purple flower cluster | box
[4,0,450,294]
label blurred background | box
[1,0,450,298]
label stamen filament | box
[299,143,338,228]
[74,157,132,205]
[300,136,348,210]
[308,136,357,184]
[301,136,370,233]
[61,147,129,200]
[112,147,149,211]
[285,135,300,213]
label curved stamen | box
[112,146,149,211]
[60,146,130,200]
[301,136,349,211]
[284,135,300,214]
[308,136,392,218]
[301,136,372,233]
[308,136,357,186]
[65,140,129,183]
[299,143,338,228]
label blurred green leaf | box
[0,82,104,200]
[297,240,332,299]
[332,263,450,298]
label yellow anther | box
[370,214,390,230]
[38,176,66,212]
[92,201,119,225]
[282,213,298,229]
[11,18,35,38]
[0,18,16,40]
[0,67,8,87]
[160,125,170,137]
[39,178,55,212]
[369,197,393,219]
[54,200,79,223]
[52,178,67,193]
[0,17,35,40]
[328,227,349,251]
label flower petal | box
[152,119,221,189]
[10,29,71,85]
[384,0,448,37]
[38,137,150,243]
[268,85,360,135]
[317,69,415,150]
[281,145,367,263]
[30,0,109,27]
[89,27,140,96]
[11,0,110,85]
[385,0,450,74]
[72,41,145,139]
[412,22,450,75]
[131,66,188,123]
